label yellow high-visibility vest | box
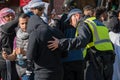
[76,17,114,58]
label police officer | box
[48,7,115,80]
[61,9,84,80]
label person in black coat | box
[26,1,64,80]
[0,8,19,80]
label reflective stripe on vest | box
[75,22,80,37]
[83,17,113,58]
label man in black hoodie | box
[26,1,64,80]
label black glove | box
[26,60,34,71]
[26,60,34,76]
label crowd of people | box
[0,0,120,80]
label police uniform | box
[58,17,115,80]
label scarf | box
[0,8,15,26]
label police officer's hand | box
[48,36,59,51]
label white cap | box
[28,1,45,8]
[65,8,82,22]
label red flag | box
[20,0,31,7]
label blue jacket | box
[62,25,83,62]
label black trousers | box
[11,61,19,80]
[85,52,114,80]
[63,60,85,80]
[34,67,64,80]
[85,62,113,80]
[0,61,19,80]
[0,61,7,80]
[0,70,7,80]
[85,48,115,80]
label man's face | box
[84,10,94,16]
[19,17,29,32]
[30,8,44,16]
[70,13,81,27]
[3,13,15,22]
[101,11,108,21]
[30,8,39,15]
[84,10,90,15]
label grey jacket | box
[16,28,29,51]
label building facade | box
[0,0,97,15]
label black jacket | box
[27,15,64,79]
[58,20,92,51]
[0,15,19,80]
[0,17,18,61]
